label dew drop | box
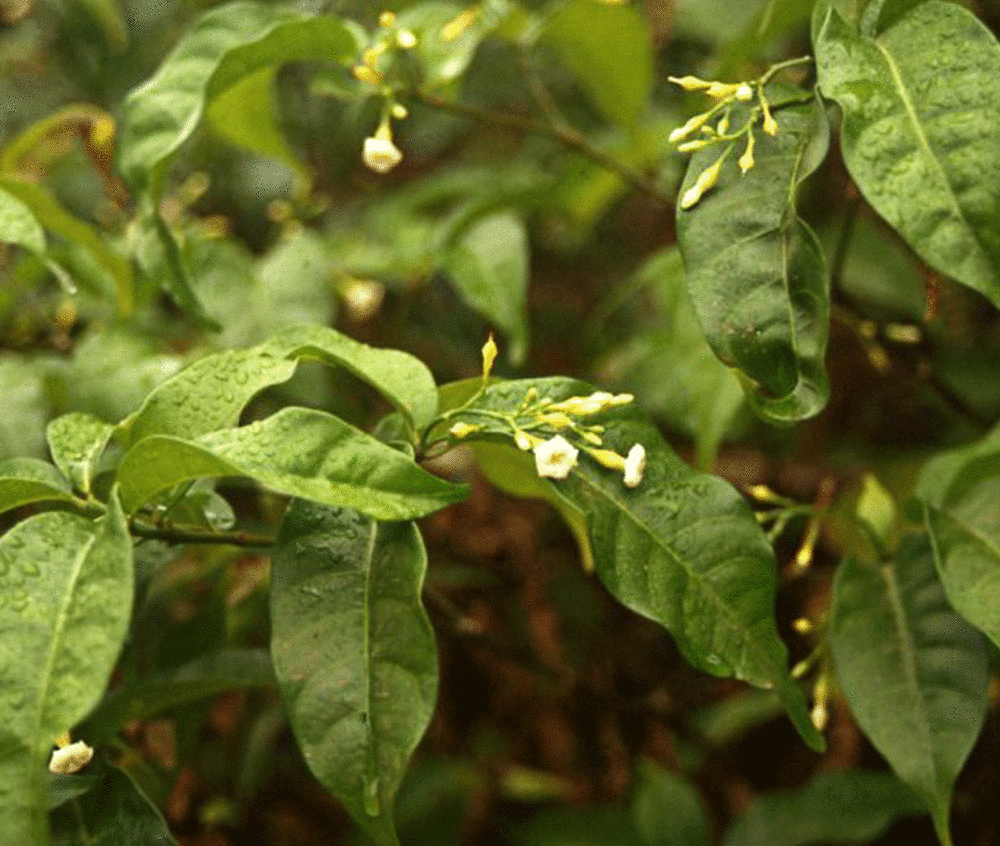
[705,654,721,665]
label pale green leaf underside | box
[813,1,1000,306]
[46,413,115,496]
[830,538,987,846]
[118,1,355,192]
[271,502,437,846]
[676,97,830,422]
[116,406,465,518]
[0,495,132,845]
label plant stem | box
[130,520,274,548]
[410,90,672,206]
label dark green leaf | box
[830,536,987,846]
[46,414,115,497]
[118,1,354,194]
[0,492,133,845]
[271,502,438,846]
[916,425,1000,649]
[0,458,77,515]
[541,0,653,128]
[82,649,275,740]
[813,1,1000,307]
[117,406,466,519]
[722,770,926,846]
[676,95,830,422]
[49,760,177,846]
[631,760,709,846]
[859,0,929,35]
[439,377,822,750]
[442,211,530,365]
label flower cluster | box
[667,58,810,209]
[444,338,647,489]
[353,12,417,174]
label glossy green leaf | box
[118,1,354,193]
[438,377,821,750]
[442,211,530,365]
[0,458,77,515]
[541,0,653,128]
[721,770,926,846]
[49,760,177,846]
[830,536,987,846]
[859,0,927,35]
[676,95,830,422]
[117,406,466,518]
[46,414,115,497]
[631,760,709,846]
[261,324,439,433]
[0,178,133,316]
[271,502,438,846]
[0,493,133,845]
[0,184,46,254]
[205,66,310,184]
[813,1,1000,307]
[916,425,1000,649]
[468,441,594,572]
[115,346,297,449]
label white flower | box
[623,444,646,488]
[514,430,533,451]
[48,740,94,775]
[533,435,579,480]
[362,123,403,174]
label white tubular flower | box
[396,29,417,48]
[362,120,403,174]
[48,740,94,775]
[514,430,534,451]
[623,444,646,488]
[533,435,579,480]
[735,83,753,101]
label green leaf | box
[830,536,987,846]
[541,0,653,128]
[271,501,438,846]
[115,346,297,450]
[442,211,530,366]
[0,492,133,845]
[813,1,1000,308]
[116,406,466,518]
[439,377,822,751]
[468,441,594,573]
[597,248,745,469]
[118,1,354,194]
[49,760,177,846]
[0,184,46,255]
[916,425,1000,650]
[0,355,49,460]
[205,66,310,184]
[631,760,709,846]
[81,649,275,741]
[721,770,926,846]
[859,0,928,35]
[0,458,77,515]
[46,414,115,497]
[260,324,439,433]
[0,178,133,316]
[676,94,830,422]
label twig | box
[130,520,274,548]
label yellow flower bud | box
[668,111,712,144]
[481,333,497,380]
[587,448,626,471]
[738,132,755,174]
[761,100,778,135]
[679,156,723,210]
[449,422,481,438]
[706,81,742,99]
[667,75,712,91]
[378,11,396,27]
[352,64,383,85]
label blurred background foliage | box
[4,0,1000,844]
